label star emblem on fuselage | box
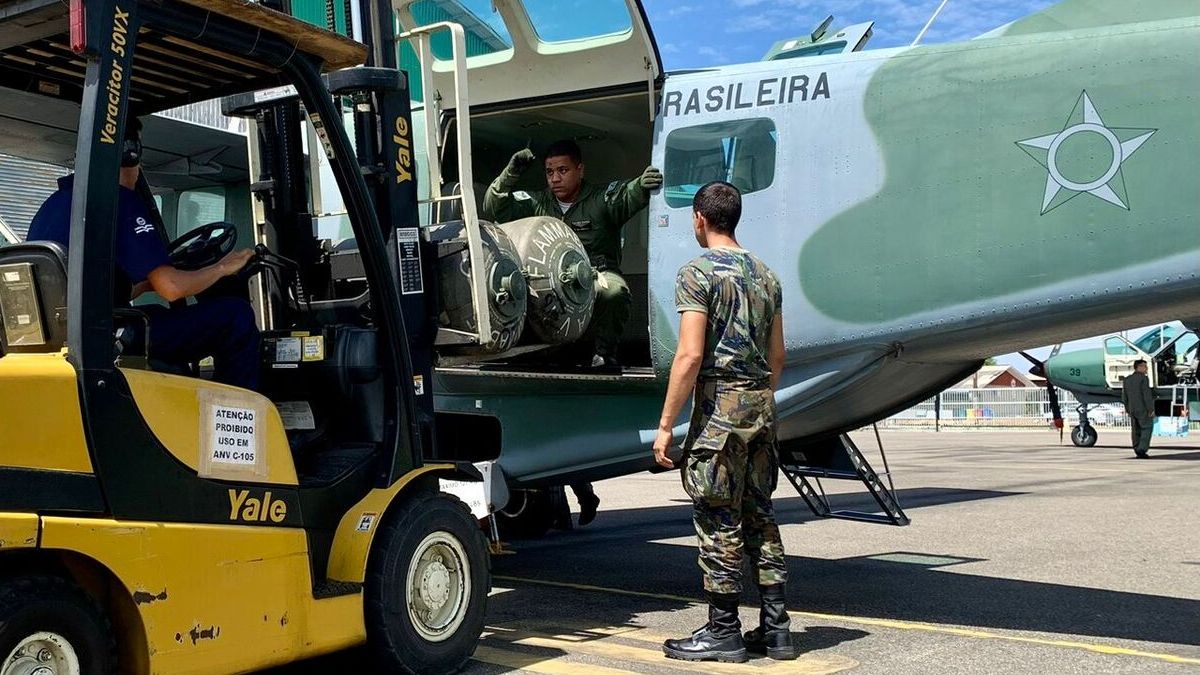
[1016,91,1156,215]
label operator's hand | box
[218,249,256,277]
[506,148,536,176]
[639,166,664,191]
[653,428,675,469]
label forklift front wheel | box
[0,576,115,675]
[1071,424,1098,448]
[366,490,489,674]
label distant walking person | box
[653,182,794,663]
[1121,359,1155,458]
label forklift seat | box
[0,241,69,353]
[0,241,191,375]
[112,308,196,377]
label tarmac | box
[270,429,1200,674]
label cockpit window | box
[1105,337,1138,356]
[771,41,848,60]
[525,0,632,43]
[1134,325,1179,354]
[409,0,513,60]
[663,118,778,208]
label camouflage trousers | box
[682,381,787,594]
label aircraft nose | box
[1042,348,1104,384]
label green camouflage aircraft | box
[1037,323,1198,446]
[293,0,1200,528]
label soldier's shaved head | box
[693,181,742,235]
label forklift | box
[0,0,490,673]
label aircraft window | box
[178,188,226,233]
[1104,337,1138,356]
[410,0,513,60]
[663,118,777,208]
[1134,325,1178,353]
[773,41,848,60]
[525,0,632,43]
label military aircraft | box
[1034,323,1199,446]
[271,0,1200,532]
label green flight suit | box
[482,177,651,359]
[1121,370,1155,456]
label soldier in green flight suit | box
[482,139,663,368]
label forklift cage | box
[396,20,492,348]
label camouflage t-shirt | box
[675,247,782,385]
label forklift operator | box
[27,118,261,391]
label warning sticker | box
[275,337,302,363]
[356,512,378,533]
[253,84,297,104]
[308,113,337,161]
[396,228,423,296]
[209,405,257,465]
[302,336,325,362]
[277,401,316,431]
[199,391,268,479]
[413,375,425,396]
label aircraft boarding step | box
[779,430,909,526]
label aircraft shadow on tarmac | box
[493,487,1200,649]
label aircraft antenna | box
[911,0,950,46]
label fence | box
[880,387,1113,429]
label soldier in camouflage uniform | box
[654,181,794,663]
[482,140,663,368]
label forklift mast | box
[224,0,444,477]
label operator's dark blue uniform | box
[28,175,260,390]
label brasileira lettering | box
[662,72,831,118]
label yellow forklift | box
[0,0,489,673]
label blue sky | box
[643,0,1058,69]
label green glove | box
[499,148,536,189]
[639,166,663,191]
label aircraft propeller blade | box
[1018,351,1064,438]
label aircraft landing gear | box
[1071,403,1098,447]
[495,487,572,538]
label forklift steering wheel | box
[167,221,238,271]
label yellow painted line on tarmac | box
[473,644,639,674]
[903,461,1200,475]
[496,575,1200,666]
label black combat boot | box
[743,584,797,660]
[662,592,748,663]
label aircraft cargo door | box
[1104,336,1152,388]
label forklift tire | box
[0,576,116,675]
[365,490,489,675]
[1071,424,1098,448]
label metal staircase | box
[779,428,909,526]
